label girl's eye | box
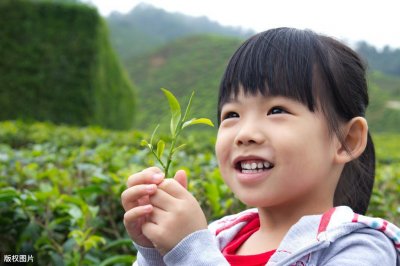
[267,106,288,115]
[222,111,239,120]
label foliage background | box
[1,121,399,265]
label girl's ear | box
[334,117,368,164]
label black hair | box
[217,27,375,214]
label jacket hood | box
[317,206,399,250]
[209,206,400,264]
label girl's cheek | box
[215,140,228,167]
[215,132,224,156]
[215,145,224,167]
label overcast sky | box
[82,0,400,49]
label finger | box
[174,169,187,189]
[127,167,165,187]
[147,205,169,225]
[141,221,161,245]
[121,184,157,211]
[158,178,189,199]
[137,195,150,206]
[142,207,169,239]
[123,204,153,225]
[149,188,176,211]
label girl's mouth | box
[236,159,274,173]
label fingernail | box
[143,205,152,212]
[146,184,156,192]
[152,173,164,182]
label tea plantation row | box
[0,121,398,265]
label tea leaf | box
[182,91,195,122]
[161,88,181,136]
[183,118,214,129]
[150,124,160,147]
[99,255,136,266]
[84,235,106,252]
[102,238,133,251]
[0,187,19,202]
[140,139,152,150]
[156,140,165,159]
[172,143,187,154]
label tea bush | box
[0,121,398,265]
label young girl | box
[121,28,400,265]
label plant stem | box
[151,149,166,169]
[165,116,187,178]
[164,130,179,178]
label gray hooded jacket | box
[134,206,400,265]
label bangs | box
[218,28,318,123]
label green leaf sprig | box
[141,88,214,178]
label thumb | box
[174,169,187,189]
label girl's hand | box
[142,170,208,255]
[121,167,165,248]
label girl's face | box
[215,89,342,212]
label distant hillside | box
[104,3,399,132]
[126,34,243,132]
[106,3,253,61]
[106,3,400,78]
[356,41,400,76]
[126,34,400,133]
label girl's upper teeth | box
[241,160,271,170]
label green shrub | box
[0,0,136,130]
[0,121,398,264]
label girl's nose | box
[234,121,265,146]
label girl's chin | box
[235,194,272,208]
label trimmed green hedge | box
[0,0,136,130]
